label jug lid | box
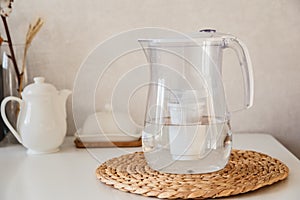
[22,77,57,96]
[138,29,230,46]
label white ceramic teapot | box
[1,77,72,154]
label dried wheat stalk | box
[19,18,44,94]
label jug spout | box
[58,89,72,118]
[138,40,151,62]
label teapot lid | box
[22,77,57,96]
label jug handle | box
[0,96,23,143]
[223,36,254,109]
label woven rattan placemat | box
[96,150,289,199]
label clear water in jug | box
[139,29,253,174]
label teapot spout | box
[59,89,72,118]
[60,89,72,99]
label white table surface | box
[0,133,299,200]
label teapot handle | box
[1,96,23,143]
[223,36,254,110]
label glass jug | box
[139,29,254,174]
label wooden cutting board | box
[74,137,142,148]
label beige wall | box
[4,0,300,158]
